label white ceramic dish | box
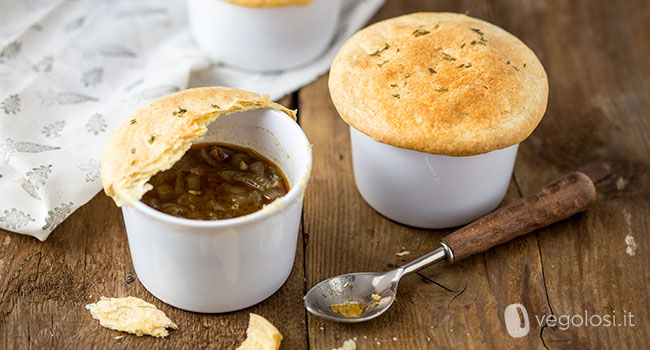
[122,109,312,313]
[349,126,518,229]
[187,0,342,72]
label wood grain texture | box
[1,0,649,349]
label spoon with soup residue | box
[304,172,596,323]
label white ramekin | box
[122,109,311,313]
[349,127,518,229]
[187,0,342,72]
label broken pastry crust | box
[86,296,178,337]
[236,313,283,350]
[101,87,296,207]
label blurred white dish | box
[187,0,342,72]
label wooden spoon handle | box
[441,172,596,263]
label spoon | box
[304,172,596,323]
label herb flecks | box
[441,52,456,61]
[483,85,489,89]
[370,42,390,56]
[405,73,411,79]
[378,60,389,68]
[392,94,400,99]
[456,63,465,69]
[429,68,437,73]
[390,84,398,88]
[173,106,187,117]
[130,147,136,154]
[211,103,220,109]
[471,28,484,36]
[461,42,466,48]
[434,24,440,29]
[465,62,472,68]
[129,119,136,125]
[148,134,156,144]
[412,28,431,37]
[435,47,442,51]
[435,87,448,92]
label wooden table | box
[1,0,649,348]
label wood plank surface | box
[1,0,649,349]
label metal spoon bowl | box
[304,247,448,323]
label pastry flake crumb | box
[236,313,282,350]
[86,296,177,338]
[396,250,410,257]
[333,339,356,350]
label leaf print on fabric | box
[86,113,107,135]
[96,44,137,58]
[21,179,41,199]
[0,41,21,62]
[0,138,60,162]
[63,17,85,32]
[114,7,168,18]
[81,67,103,87]
[1,94,21,115]
[42,202,73,231]
[42,120,65,138]
[57,92,99,105]
[78,159,100,182]
[27,164,52,189]
[32,55,53,73]
[0,208,34,230]
[21,164,53,199]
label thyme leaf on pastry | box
[129,119,137,125]
[392,94,400,99]
[412,28,430,37]
[471,28,484,36]
[370,43,390,56]
[173,107,187,117]
[441,52,456,61]
[390,84,398,87]
[429,68,437,73]
[456,64,465,68]
[435,47,442,51]
[461,42,466,48]
[483,85,489,89]
[378,60,389,68]
[465,62,472,68]
[148,134,156,144]
[435,87,448,92]
[211,104,220,109]
[130,147,136,154]
[405,73,411,79]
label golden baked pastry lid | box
[101,87,296,207]
[329,12,549,156]
[221,0,311,8]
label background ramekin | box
[122,109,312,313]
[187,0,342,72]
[349,127,518,229]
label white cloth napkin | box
[0,0,384,240]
